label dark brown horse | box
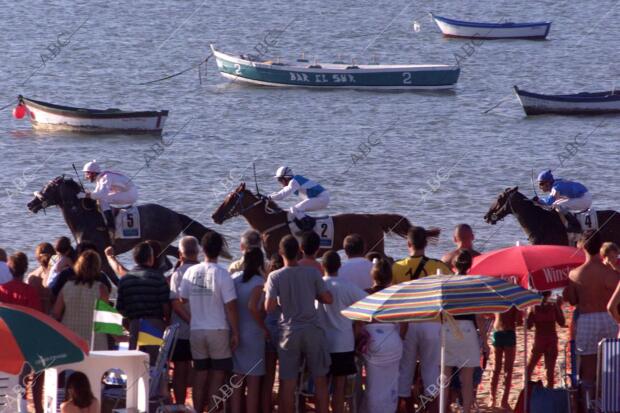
[26,176,229,276]
[211,183,439,257]
[484,186,620,245]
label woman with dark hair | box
[28,242,55,286]
[52,250,109,350]
[262,255,283,413]
[27,242,55,313]
[61,371,99,413]
[231,248,267,413]
[445,249,489,413]
[48,236,75,288]
[360,258,403,413]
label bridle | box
[222,191,280,221]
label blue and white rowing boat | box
[514,86,620,115]
[210,45,460,90]
[430,13,551,40]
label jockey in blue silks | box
[268,166,330,231]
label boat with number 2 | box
[211,45,460,90]
[14,96,168,134]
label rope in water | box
[0,98,17,112]
[136,53,213,85]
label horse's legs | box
[367,236,384,256]
[163,245,179,258]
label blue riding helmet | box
[537,169,554,183]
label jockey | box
[82,160,138,231]
[535,169,591,231]
[268,166,330,230]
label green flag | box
[93,299,124,336]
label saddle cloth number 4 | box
[576,209,598,231]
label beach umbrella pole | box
[440,316,446,413]
[523,320,528,413]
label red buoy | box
[13,104,26,119]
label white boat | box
[16,96,168,134]
[514,86,620,115]
[430,13,551,40]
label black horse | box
[484,186,620,245]
[27,176,228,276]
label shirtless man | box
[490,307,521,409]
[441,224,481,267]
[563,230,619,412]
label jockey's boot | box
[294,216,316,232]
[104,210,116,232]
[564,212,581,233]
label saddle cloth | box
[575,208,598,232]
[287,213,334,249]
[113,206,141,239]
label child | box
[601,242,620,272]
[526,291,566,388]
[61,371,99,413]
[490,307,522,409]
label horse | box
[26,176,229,276]
[211,182,439,257]
[484,186,620,245]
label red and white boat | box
[15,96,168,134]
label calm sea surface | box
[1,0,618,262]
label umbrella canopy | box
[469,244,585,291]
[342,274,541,323]
[0,303,89,374]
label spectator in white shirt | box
[168,236,200,406]
[179,232,239,413]
[338,234,373,290]
[317,251,367,413]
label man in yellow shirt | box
[395,226,451,413]
[392,227,451,284]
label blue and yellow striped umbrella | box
[342,274,541,323]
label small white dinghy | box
[14,96,168,134]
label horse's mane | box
[243,188,283,212]
[48,176,82,195]
[511,189,554,214]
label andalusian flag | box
[137,319,164,346]
[93,299,124,336]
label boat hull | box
[212,48,459,90]
[432,14,551,39]
[513,87,620,115]
[20,97,168,134]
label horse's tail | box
[376,214,441,242]
[178,213,232,259]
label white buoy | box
[413,21,421,32]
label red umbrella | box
[470,244,585,291]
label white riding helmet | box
[274,166,293,178]
[82,160,101,174]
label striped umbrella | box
[342,275,541,413]
[342,274,541,322]
[0,303,89,374]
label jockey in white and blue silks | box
[82,160,138,230]
[268,166,330,228]
[536,170,592,212]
